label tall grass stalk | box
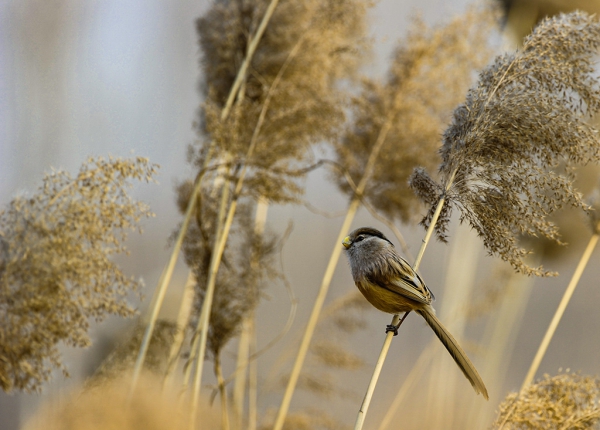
[232,318,251,430]
[272,116,395,430]
[496,233,599,430]
[215,355,230,430]
[129,174,204,400]
[377,341,437,430]
[163,271,196,389]
[186,37,253,406]
[354,173,455,430]
[188,170,231,430]
[188,37,304,428]
[219,0,281,121]
[465,268,534,429]
[177,164,232,395]
[183,130,237,400]
[232,198,268,430]
[248,316,258,430]
[130,0,282,401]
[521,227,600,389]
[179,164,236,407]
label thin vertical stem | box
[233,318,251,430]
[354,168,457,430]
[248,316,258,430]
[354,312,409,430]
[520,232,599,390]
[129,173,204,400]
[376,341,437,430]
[215,356,231,430]
[272,115,396,430]
[273,198,360,430]
[414,168,456,272]
[188,173,231,429]
[131,0,280,400]
[220,0,281,121]
[232,199,268,430]
[188,33,303,428]
[497,232,599,430]
[163,271,197,390]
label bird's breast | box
[355,280,417,314]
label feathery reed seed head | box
[494,372,600,429]
[194,0,371,204]
[0,156,157,392]
[334,4,497,222]
[178,196,281,359]
[411,11,600,276]
[24,374,212,430]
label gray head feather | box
[343,227,398,282]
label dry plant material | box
[193,0,370,204]
[178,194,280,361]
[494,372,600,429]
[334,4,496,222]
[411,11,600,276]
[0,156,157,392]
[24,374,209,430]
[89,319,177,386]
[178,0,370,398]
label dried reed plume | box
[0,156,156,392]
[335,4,497,222]
[24,374,216,430]
[410,11,600,276]
[267,6,499,429]
[177,188,280,362]
[494,372,600,429]
[180,1,371,424]
[194,0,370,204]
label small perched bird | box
[342,227,488,399]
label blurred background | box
[2,0,600,429]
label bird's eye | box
[355,235,365,242]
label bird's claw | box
[385,324,399,336]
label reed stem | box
[353,168,456,430]
[272,115,395,430]
[521,231,599,391]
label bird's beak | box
[342,236,351,249]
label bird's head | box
[342,227,393,250]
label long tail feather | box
[417,307,489,400]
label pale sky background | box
[2,1,600,429]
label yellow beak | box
[342,236,352,249]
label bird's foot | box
[385,324,399,336]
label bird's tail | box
[417,307,489,400]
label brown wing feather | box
[366,255,433,305]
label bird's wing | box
[367,256,433,305]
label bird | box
[342,227,488,399]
